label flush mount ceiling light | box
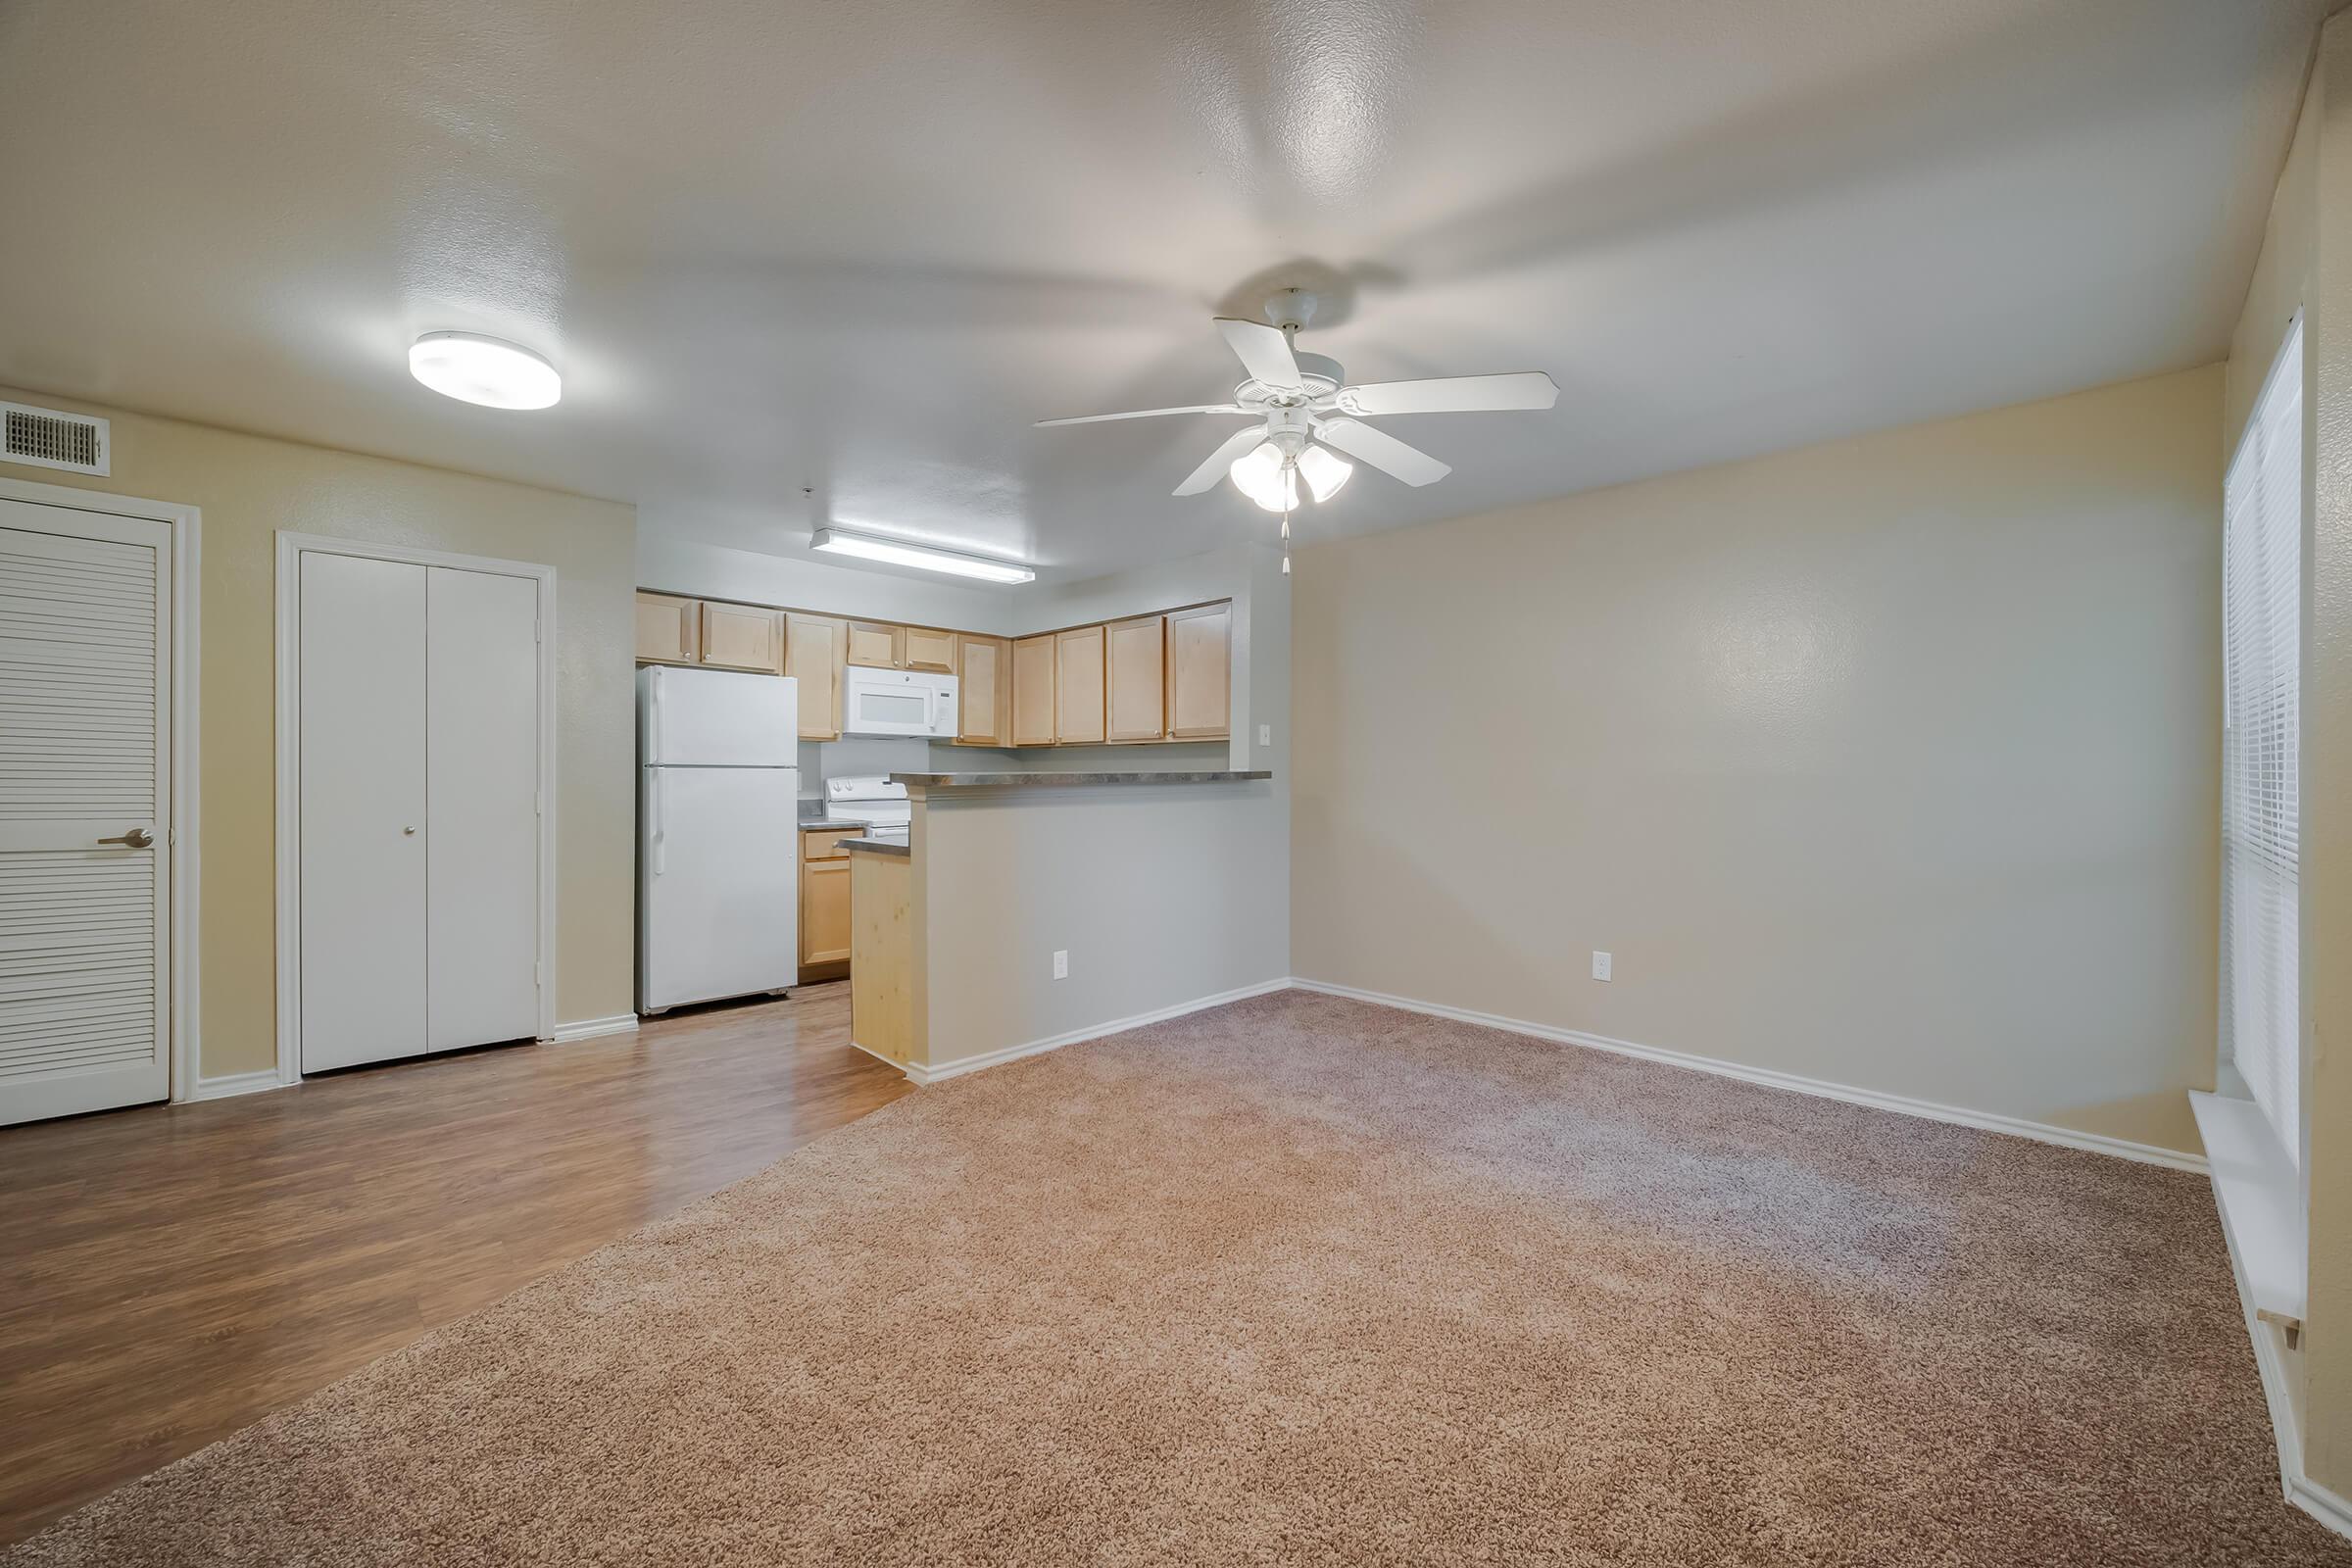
[409,331,563,410]
[810,526,1036,584]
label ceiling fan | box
[1035,288,1559,521]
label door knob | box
[404,825,417,836]
[98,828,154,849]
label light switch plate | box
[1592,951,1612,981]
[1258,724,1271,746]
[1053,950,1068,980]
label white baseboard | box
[904,977,1294,1087]
[1289,978,2207,1174]
[545,1014,641,1045]
[2290,1473,2352,1541]
[182,1067,290,1102]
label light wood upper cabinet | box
[956,634,1009,746]
[1166,602,1232,740]
[634,592,700,665]
[1105,614,1167,743]
[1054,624,1107,746]
[637,592,1230,747]
[845,620,903,669]
[1011,634,1057,747]
[784,612,847,740]
[903,626,956,673]
[699,602,784,673]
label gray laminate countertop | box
[839,837,910,858]
[889,771,1273,790]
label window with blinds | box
[2221,315,2302,1166]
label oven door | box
[844,668,937,737]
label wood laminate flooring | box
[0,984,907,1545]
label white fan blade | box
[1035,403,1244,427]
[1174,426,1270,496]
[1338,371,1558,416]
[1314,416,1451,486]
[1215,318,1303,389]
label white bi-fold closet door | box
[296,549,544,1073]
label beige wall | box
[1293,366,2222,1156]
[904,540,1294,1067]
[0,388,638,1079]
[913,781,1289,1067]
[2294,10,2352,1498]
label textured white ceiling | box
[0,0,2325,579]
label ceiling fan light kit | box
[1036,288,1559,566]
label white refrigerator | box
[637,666,800,1013]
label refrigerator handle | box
[650,666,664,764]
[650,767,664,876]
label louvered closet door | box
[0,500,172,1126]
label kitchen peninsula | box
[849,770,1278,1081]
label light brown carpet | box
[8,990,2342,1566]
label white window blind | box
[2222,315,2301,1166]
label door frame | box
[0,474,204,1102]
[273,532,558,1084]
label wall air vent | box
[1,402,110,475]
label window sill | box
[2190,1090,2305,1334]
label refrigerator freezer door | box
[639,666,800,766]
[639,764,799,1011]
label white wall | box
[1292,367,2222,1157]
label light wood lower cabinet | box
[1106,614,1167,742]
[956,634,1010,745]
[800,827,862,978]
[1011,633,1057,747]
[700,602,783,673]
[634,592,700,665]
[1166,602,1232,740]
[1054,625,1106,745]
[784,612,846,740]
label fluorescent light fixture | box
[409,331,563,410]
[809,526,1036,583]
[1297,443,1352,503]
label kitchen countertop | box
[796,817,864,832]
[840,837,910,858]
[889,771,1273,789]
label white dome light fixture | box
[409,331,563,411]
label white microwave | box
[843,665,958,738]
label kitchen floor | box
[0,983,907,1546]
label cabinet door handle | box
[97,828,154,849]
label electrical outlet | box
[1258,723,1271,747]
[1053,950,1068,980]
[1592,951,1612,982]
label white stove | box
[824,775,909,845]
